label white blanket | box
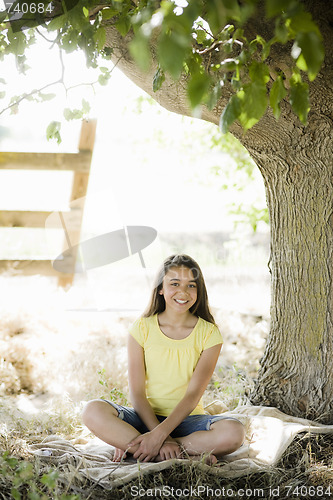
[29,404,333,489]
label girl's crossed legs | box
[82,400,245,463]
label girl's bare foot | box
[187,453,218,465]
[112,447,127,462]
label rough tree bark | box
[104,0,333,423]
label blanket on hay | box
[28,404,333,489]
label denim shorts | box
[102,400,243,438]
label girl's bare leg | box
[175,419,245,463]
[83,402,244,463]
[82,400,142,461]
[82,400,181,462]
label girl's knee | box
[228,421,245,449]
[212,419,245,453]
[82,399,117,428]
[82,400,99,427]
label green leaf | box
[129,34,151,71]
[269,74,287,119]
[265,0,295,17]
[3,453,19,468]
[94,26,106,51]
[293,31,324,81]
[157,31,189,79]
[0,10,7,23]
[28,492,41,500]
[153,67,165,92]
[206,0,226,35]
[68,5,87,30]
[206,0,242,34]
[249,61,270,85]
[47,15,67,31]
[62,31,78,52]
[46,121,61,144]
[274,21,289,44]
[7,30,26,56]
[238,82,268,131]
[249,35,274,61]
[223,0,241,21]
[187,71,210,108]
[237,49,249,66]
[98,73,110,86]
[116,15,131,36]
[10,488,21,500]
[102,8,118,20]
[290,68,301,84]
[288,11,321,38]
[64,108,78,120]
[41,470,59,489]
[289,79,309,125]
[82,98,90,114]
[38,92,56,102]
[237,2,256,24]
[63,99,90,121]
[195,28,207,45]
[219,94,241,134]
[63,108,74,121]
[206,82,222,111]
[102,47,113,59]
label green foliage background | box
[0,0,323,230]
[0,0,324,134]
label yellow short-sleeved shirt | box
[129,314,223,416]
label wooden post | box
[57,119,97,288]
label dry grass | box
[0,275,130,403]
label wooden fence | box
[0,119,97,287]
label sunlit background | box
[0,32,270,410]
[0,32,269,309]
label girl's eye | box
[189,284,197,288]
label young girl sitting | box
[82,254,245,463]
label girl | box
[82,254,245,463]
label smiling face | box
[159,266,198,314]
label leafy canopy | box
[0,0,324,134]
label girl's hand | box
[128,430,165,462]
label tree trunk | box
[104,0,333,422]
[248,131,333,423]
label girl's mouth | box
[175,299,188,304]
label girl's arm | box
[127,333,161,431]
[129,343,222,455]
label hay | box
[0,276,131,401]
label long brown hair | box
[143,254,216,324]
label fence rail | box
[0,119,97,287]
